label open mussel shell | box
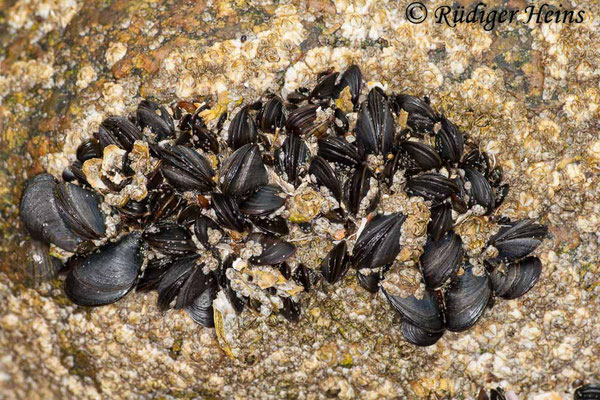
[355,87,395,156]
[276,133,309,187]
[487,219,548,261]
[435,117,464,163]
[20,174,83,252]
[487,256,542,300]
[406,172,459,201]
[463,167,495,213]
[257,95,286,133]
[160,145,216,192]
[65,233,143,306]
[240,185,286,216]
[343,165,378,215]
[401,321,444,347]
[320,240,350,285]
[227,106,258,150]
[211,193,247,232]
[336,65,362,107]
[352,212,406,270]
[136,99,175,141]
[420,231,463,289]
[54,182,106,241]
[219,143,268,197]
[384,287,445,333]
[143,223,196,256]
[393,95,439,133]
[400,140,442,171]
[427,202,453,241]
[248,233,296,265]
[97,116,143,151]
[444,265,492,332]
[309,156,342,202]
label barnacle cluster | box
[19,65,548,347]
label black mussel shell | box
[177,204,202,226]
[240,185,286,216]
[293,263,318,292]
[488,166,503,187]
[276,133,309,187]
[383,287,445,333]
[97,116,143,151]
[160,145,216,192]
[310,72,339,101]
[337,65,362,107]
[401,320,444,346]
[343,165,378,215]
[435,117,464,163]
[252,215,290,236]
[477,387,507,400]
[393,95,439,133]
[248,233,296,265]
[320,240,350,284]
[137,257,174,292]
[462,149,490,177]
[65,233,143,306]
[463,167,495,213]
[420,231,463,289]
[175,263,217,310]
[147,185,184,223]
[333,108,349,135]
[317,136,362,167]
[219,143,268,197]
[185,279,218,327]
[487,256,542,300]
[575,384,600,400]
[156,255,196,310]
[136,100,175,141]
[444,265,492,332]
[20,174,83,252]
[143,223,196,256]
[191,120,220,153]
[286,104,326,137]
[62,162,88,185]
[487,219,548,261]
[194,215,223,249]
[280,297,301,322]
[427,202,453,241]
[355,87,395,156]
[494,183,509,209]
[400,140,442,171]
[258,96,286,133]
[356,269,381,293]
[211,193,247,232]
[406,173,459,201]
[227,106,258,150]
[54,182,106,241]
[76,138,102,163]
[352,212,406,270]
[309,156,342,201]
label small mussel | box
[18,65,548,349]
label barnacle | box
[19,66,548,347]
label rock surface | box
[1,0,599,398]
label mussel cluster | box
[20,65,548,346]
